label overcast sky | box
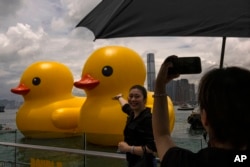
[1,0,250,101]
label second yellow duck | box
[74,46,175,145]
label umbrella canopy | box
[76,0,250,39]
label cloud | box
[0,0,250,101]
[49,0,102,34]
[0,0,101,101]
[0,0,22,17]
[0,23,46,66]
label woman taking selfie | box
[153,55,250,166]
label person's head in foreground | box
[153,55,250,166]
[198,66,250,149]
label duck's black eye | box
[102,66,113,77]
[32,77,41,86]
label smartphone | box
[168,57,202,75]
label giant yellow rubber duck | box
[11,61,86,138]
[74,46,175,146]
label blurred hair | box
[198,66,250,148]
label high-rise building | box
[166,79,196,105]
[146,53,196,104]
[147,53,156,91]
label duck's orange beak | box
[74,74,100,90]
[11,83,30,95]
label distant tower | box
[147,53,156,91]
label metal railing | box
[0,130,205,167]
[0,141,126,167]
[0,142,126,159]
[0,160,29,167]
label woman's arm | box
[113,94,127,107]
[152,56,179,160]
[113,94,132,115]
[118,141,154,156]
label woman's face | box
[128,88,146,112]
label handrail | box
[0,130,17,133]
[0,141,126,160]
[0,132,204,166]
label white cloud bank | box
[0,0,249,101]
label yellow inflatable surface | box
[147,91,175,132]
[11,61,86,138]
[74,46,175,146]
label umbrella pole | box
[219,36,226,68]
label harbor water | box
[0,107,207,166]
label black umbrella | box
[76,0,250,67]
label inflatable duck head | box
[11,61,85,138]
[12,61,74,101]
[75,46,146,97]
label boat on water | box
[187,110,204,130]
[0,106,5,112]
[177,103,194,110]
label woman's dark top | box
[122,104,157,166]
[161,147,250,167]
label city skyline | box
[167,79,196,105]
